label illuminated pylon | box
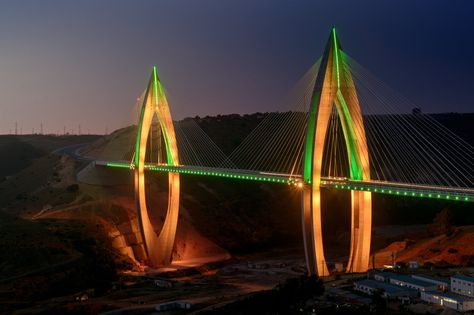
[302,28,372,276]
[134,67,180,266]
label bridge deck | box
[99,160,474,202]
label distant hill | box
[0,136,44,178]
[190,113,266,154]
[430,113,474,145]
[0,135,100,179]
[189,112,474,153]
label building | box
[421,291,474,312]
[412,274,449,291]
[354,279,418,299]
[155,301,192,312]
[373,271,396,283]
[451,275,474,297]
[154,279,172,288]
[389,275,438,292]
[407,261,419,269]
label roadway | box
[53,144,474,203]
[52,142,94,162]
[97,160,474,202]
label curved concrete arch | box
[134,67,180,266]
[302,29,372,276]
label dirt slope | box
[375,226,474,267]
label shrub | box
[66,184,79,193]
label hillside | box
[375,226,474,267]
[0,136,44,179]
[0,135,99,180]
[192,112,474,153]
[0,210,116,302]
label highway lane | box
[52,142,94,161]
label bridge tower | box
[134,67,181,266]
[302,28,372,276]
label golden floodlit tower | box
[134,67,181,266]
[302,28,372,276]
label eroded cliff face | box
[81,190,231,269]
[44,165,231,271]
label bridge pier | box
[346,190,372,273]
[301,185,329,276]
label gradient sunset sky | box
[0,0,473,134]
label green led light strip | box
[326,182,471,202]
[153,66,159,105]
[303,92,320,183]
[106,162,132,169]
[147,166,293,184]
[332,27,340,89]
[103,162,472,202]
[103,162,294,184]
[335,91,363,180]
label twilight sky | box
[0,0,473,134]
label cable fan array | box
[338,52,473,188]
[94,54,473,191]
[221,61,320,175]
[174,119,234,168]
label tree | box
[429,208,453,236]
[371,289,387,313]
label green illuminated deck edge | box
[322,181,471,202]
[103,163,472,202]
[106,162,132,169]
[104,162,293,184]
[148,166,293,184]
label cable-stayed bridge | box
[90,28,474,277]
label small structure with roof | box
[389,274,438,292]
[407,261,419,269]
[411,274,449,291]
[451,274,474,297]
[373,271,396,283]
[155,301,192,312]
[421,291,474,312]
[354,279,418,299]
